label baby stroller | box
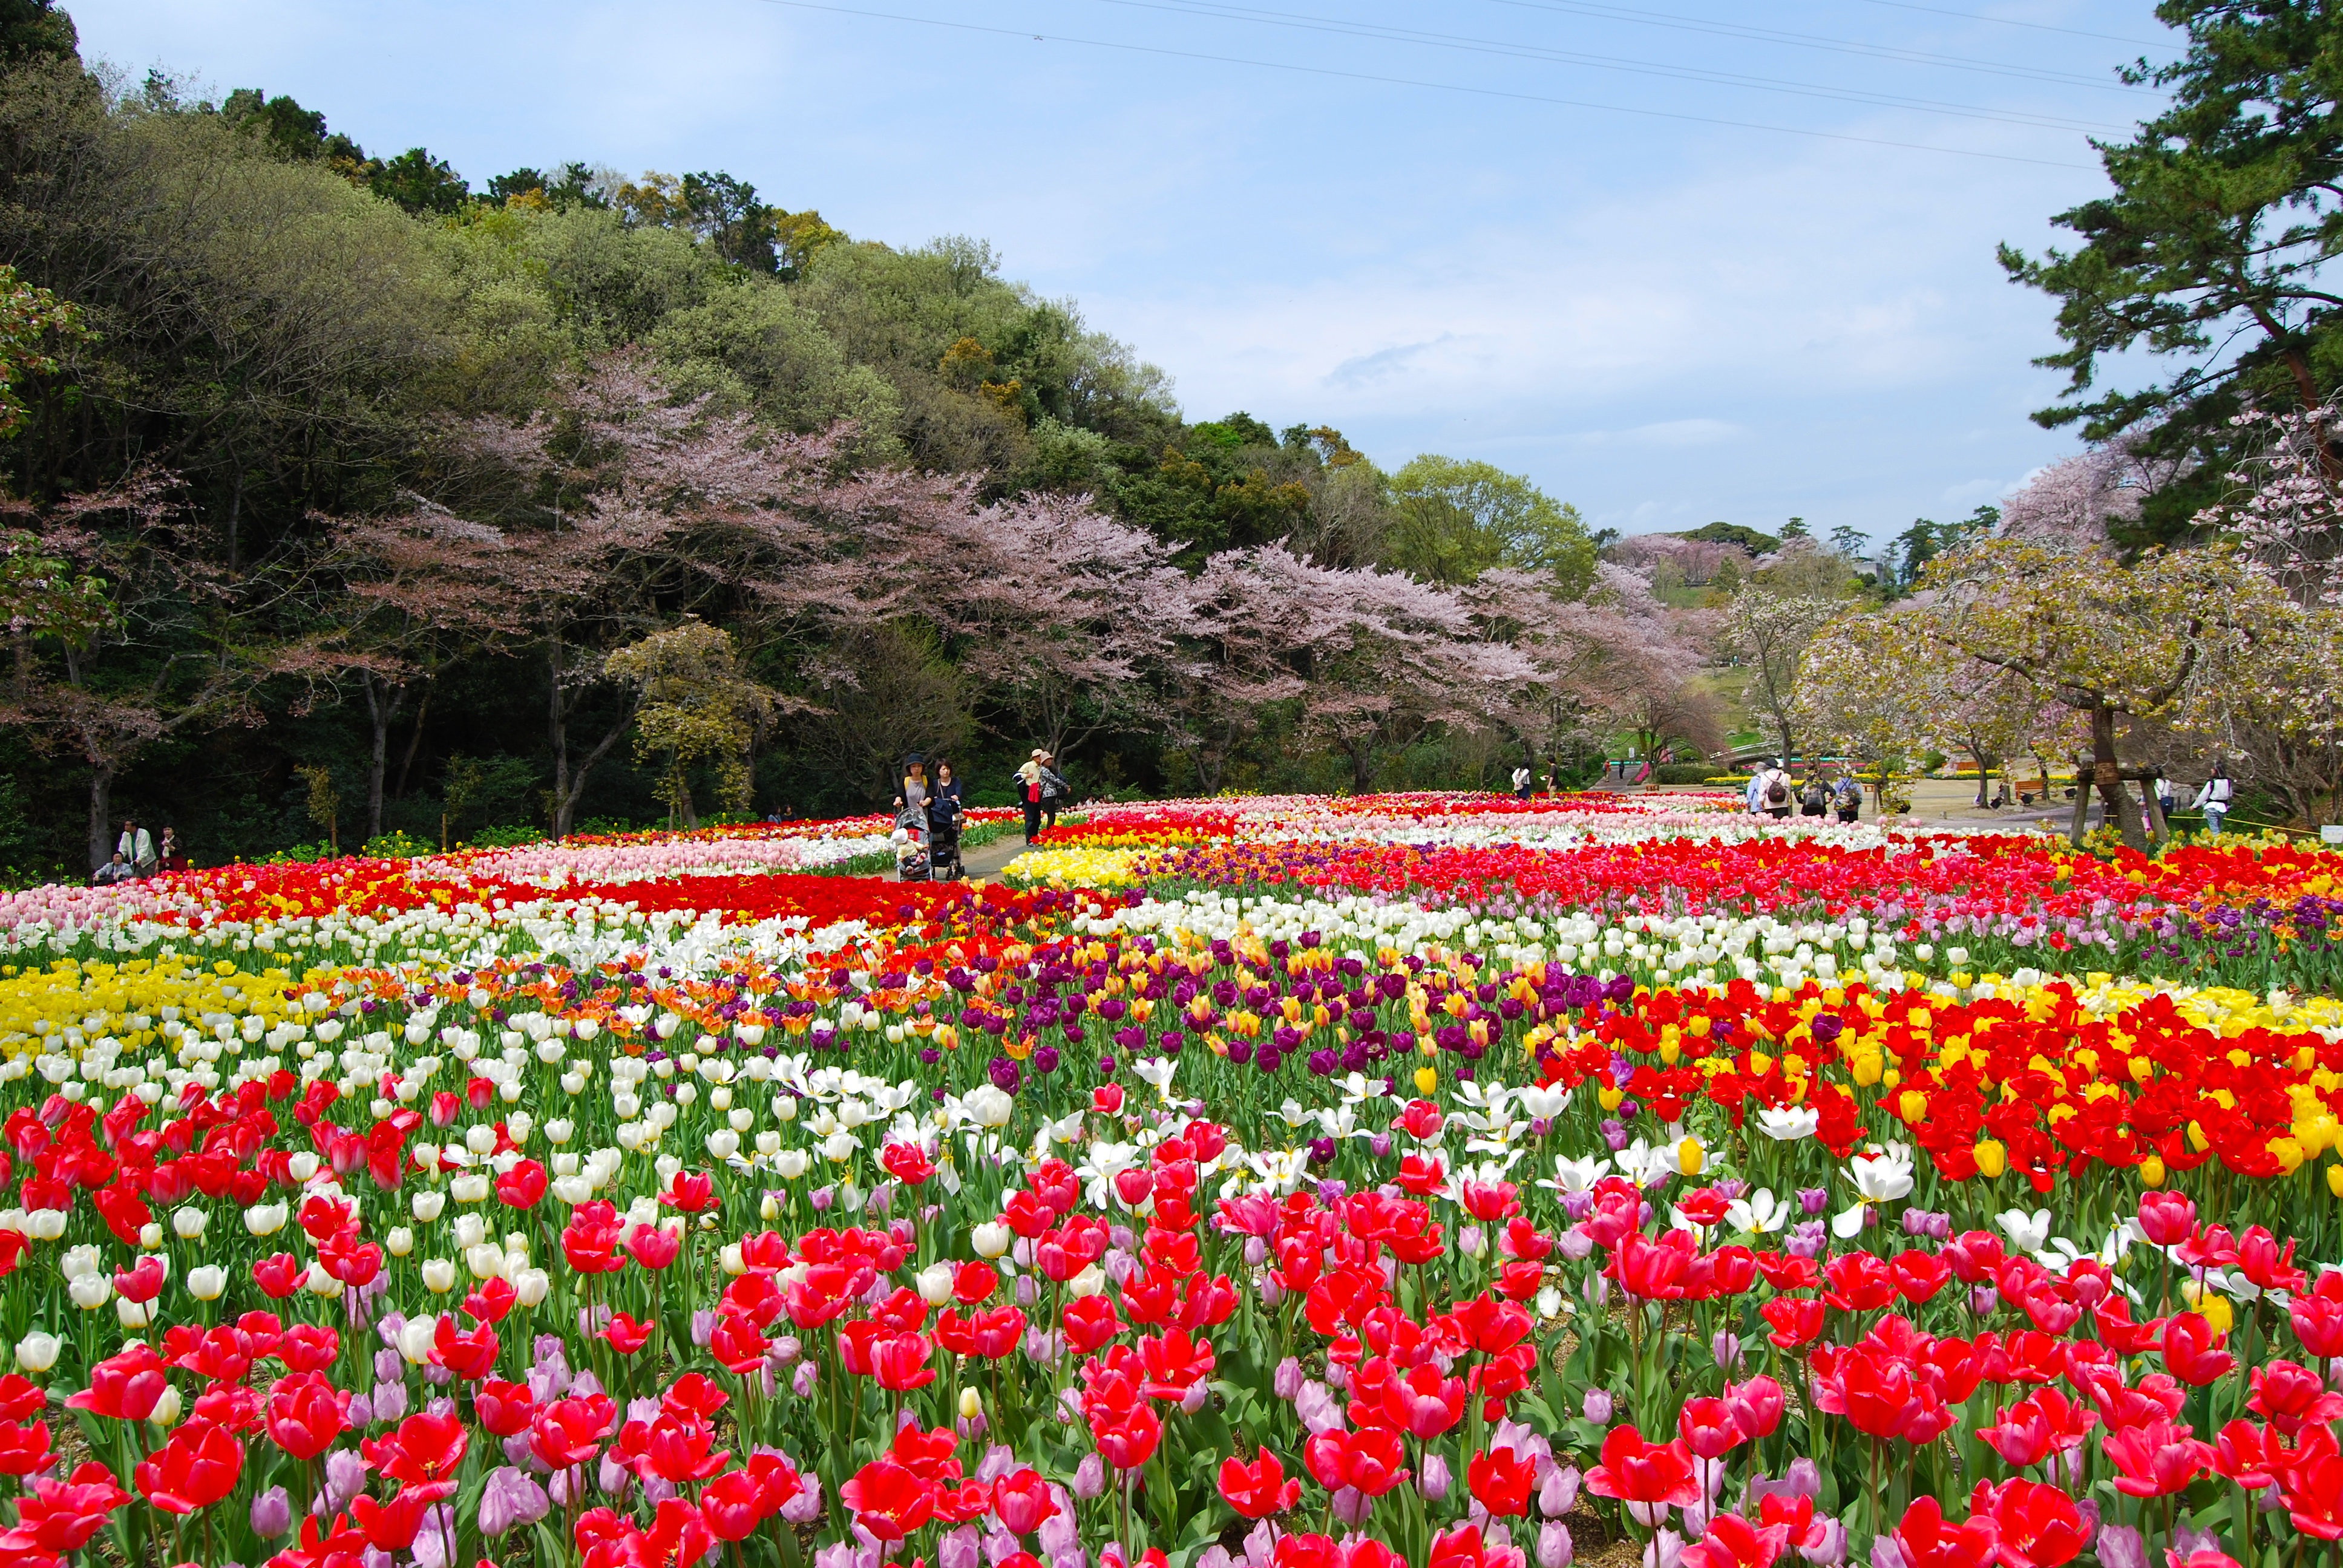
[927,792,965,881]
[893,803,931,883]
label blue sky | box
[65,0,2177,548]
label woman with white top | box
[2192,767,2233,835]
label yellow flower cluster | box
[999,848,1145,888]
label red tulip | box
[431,1316,499,1382]
[664,1171,716,1212]
[66,1343,169,1422]
[1219,1446,1300,1520]
[1466,1446,1535,1517]
[2162,1312,2236,1387]
[1380,1363,1466,1440]
[625,1224,682,1271]
[0,1419,54,1478]
[1725,1375,1785,1442]
[1677,1397,1745,1461]
[1062,1295,1122,1354]
[1968,1478,2086,1568]
[473,1379,536,1439]
[264,1371,351,1461]
[1680,1511,1792,1568]
[134,1418,244,1515]
[701,1468,769,1542]
[883,1144,937,1186]
[603,1312,656,1356]
[873,1332,937,1393]
[1092,1404,1163,1469]
[494,1158,546,1209]
[1583,1425,1701,1508]
[2250,1361,2343,1438]
[2136,1191,2195,1247]
[0,1459,131,1554]
[2276,1424,2343,1540]
[1760,1297,1825,1348]
[362,1411,469,1502]
[531,1394,618,1471]
[704,1307,773,1374]
[2103,1418,2214,1499]
[993,1467,1059,1535]
[842,1458,937,1541]
[353,1486,437,1551]
[277,1322,340,1373]
[1303,1426,1410,1497]
[2292,1281,2343,1361]
[1889,1497,1997,1568]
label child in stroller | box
[892,802,930,882]
[926,789,965,880]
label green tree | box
[1382,456,1594,594]
[605,619,776,827]
[1999,3,2343,469]
[0,0,72,65]
[368,148,470,215]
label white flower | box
[1131,1057,1179,1102]
[1516,1083,1571,1120]
[1541,1155,1610,1193]
[971,1221,1012,1259]
[186,1266,226,1301]
[1726,1189,1791,1236]
[13,1332,58,1373]
[1755,1106,1820,1142]
[1832,1146,1916,1238]
[1996,1207,2054,1255]
[1613,1138,1676,1187]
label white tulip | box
[971,1221,1012,1259]
[398,1314,438,1364]
[115,1296,152,1328]
[454,1214,487,1249]
[14,1332,58,1373]
[466,1243,508,1281]
[411,1191,446,1223]
[147,1384,181,1427]
[67,1273,111,1310]
[59,1244,102,1281]
[513,1267,550,1307]
[244,1203,288,1238]
[916,1263,955,1306]
[187,1266,226,1301]
[172,1207,207,1240]
[775,1150,810,1180]
[421,1258,457,1295]
[27,1210,65,1241]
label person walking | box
[932,760,962,809]
[1511,763,1532,800]
[2193,766,2233,835]
[1831,773,1863,824]
[116,817,155,879]
[897,754,929,814]
[1038,753,1070,830]
[1018,749,1046,841]
[1746,764,1771,818]
[1759,762,1794,820]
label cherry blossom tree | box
[2192,400,2343,607]
[1722,589,1841,766]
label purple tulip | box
[1539,1523,1575,1568]
[1418,1455,1452,1502]
[1582,1389,1614,1424]
[479,1466,551,1538]
[1072,1454,1106,1499]
[251,1486,291,1539]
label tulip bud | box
[1582,1389,1614,1424]
[172,1206,207,1240]
[422,1256,457,1293]
[148,1384,182,1428]
[67,1273,111,1310]
[513,1268,551,1307]
[187,1266,226,1301]
[1274,1357,1303,1400]
[916,1264,955,1307]
[137,1223,161,1249]
[959,1387,983,1422]
[1539,1523,1575,1568]
[1418,1454,1452,1502]
[1072,1454,1106,1499]
[15,1332,58,1373]
[251,1485,292,1539]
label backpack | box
[1766,778,1788,805]
[1803,782,1828,810]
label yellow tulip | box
[1973,1140,2007,1180]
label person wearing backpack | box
[1760,764,1794,820]
[1800,776,1829,817]
[2192,766,2233,835]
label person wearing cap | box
[1017,749,1046,841]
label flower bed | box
[0,792,2339,1568]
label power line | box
[1848,0,2172,50]
[1075,0,2133,136]
[1471,0,2160,94]
[758,0,2103,168]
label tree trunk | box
[86,762,111,874]
[1775,717,1794,771]
[2089,702,2145,848]
[394,682,431,800]
[360,673,407,841]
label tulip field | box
[9,792,2343,1568]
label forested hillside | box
[0,3,1712,877]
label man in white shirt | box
[116,818,154,878]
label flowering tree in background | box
[1795,613,1937,811]
[2194,401,2343,606]
[1722,589,1841,765]
[1996,443,2155,544]
[1910,539,2295,844]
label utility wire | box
[756,0,2103,168]
[1076,0,2134,135]
[1847,0,2172,51]
[1472,0,2160,94]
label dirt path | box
[958,830,1035,881]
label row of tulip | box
[0,792,2336,1568]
